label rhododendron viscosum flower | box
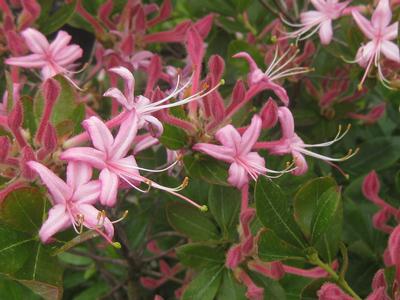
[233,49,310,106]
[193,115,287,189]
[351,0,399,88]
[254,107,357,175]
[5,28,83,80]
[283,0,350,45]
[28,161,114,244]
[61,113,204,210]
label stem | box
[309,255,361,300]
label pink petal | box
[142,115,164,137]
[28,161,72,204]
[215,125,241,149]
[371,0,391,29]
[245,81,289,106]
[21,28,49,53]
[49,30,72,54]
[111,111,138,159]
[232,52,259,72]
[77,203,114,238]
[245,152,266,173]
[54,45,83,66]
[66,161,93,188]
[103,88,131,109]
[381,40,400,62]
[39,204,71,243]
[356,41,376,68]
[108,67,135,103]
[83,116,114,153]
[193,143,235,163]
[133,135,159,154]
[187,27,204,67]
[5,54,46,67]
[300,11,323,25]
[352,10,375,40]
[383,22,398,40]
[277,107,295,139]
[99,168,119,207]
[228,162,248,189]
[60,147,107,169]
[72,180,101,204]
[292,151,308,175]
[41,64,59,80]
[319,20,333,45]
[310,0,325,12]
[240,115,262,155]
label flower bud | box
[362,170,380,199]
[20,146,36,180]
[42,123,57,152]
[317,283,353,300]
[0,136,10,162]
[225,244,243,269]
[232,80,246,106]
[147,0,172,27]
[371,269,387,290]
[135,6,146,32]
[372,208,393,233]
[194,14,214,38]
[43,78,61,107]
[388,225,400,267]
[366,287,390,300]
[7,101,23,130]
[140,277,160,289]
[248,260,285,280]
[260,98,278,129]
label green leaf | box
[167,203,220,241]
[255,177,307,248]
[294,177,337,237]
[37,1,77,35]
[0,187,48,234]
[0,277,41,300]
[176,243,225,269]
[208,185,240,238]
[310,187,341,244]
[182,265,224,300]
[342,137,400,176]
[184,155,229,186]
[159,123,189,150]
[21,96,37,136]
[216,269,247,300]
[258,229,305,262]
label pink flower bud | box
[145,55,162,97]
[260,98,278,129]
[21,146,36,180]
[317,283,353,300]
[208,55,225,85]
[366,287,390,300]
[362,170,380,199]
[0,136,10,162]
[159,260,172,276]
[226,244,243,269]
[193,14,214,39]
[240,208,256,237]
[147,0,172,27]
[232,80,246,105]
[237,269,264,300]
[248,260,285,280]
[98,0,114,29]
[388,225,400,267]
[7,101,23,130]
[43,78,61,107]
[372,208,394,233]
[241,236,254,255]
[140,277,160,289]
[371,269,387,290]
[135,6,146,32]
[42,123,57,152]
[154,295,164,300]
[186,28,204,69]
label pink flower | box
[5,28,83,80]
[255,107,357,175]
[28,161,114,243]
[284,0,350,45]
[351,0,399,88]
[233,50,309,105]
[193,115,283,188]
[61,113,204,210]
[317,283,353,300]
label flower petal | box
[28,161,71,204]
[111,111,138,159]
[245,81,289,106]
[39,204,70,243]
[53,45,83,66]
[5,54,46,68]
[72,180,101,204]
[77,203,114,238]
[103,87,131,109]
[277,107,295,139]
[215,124,241,150]
[383,22,398,40]
[60,147,107,169]
[292,151,308,175]
[240,115,262,155]
[83,117,114,153]
[49,30,72,54]
[352,10,375,40]
[300,10,323,26]
[99,168,119,207]
[21,28,49,53]
[228,162,248,189]
[133,135,159,155]
[381,40,400,63]
[142,115,164,137]
[319,20,333,45]
[193,143,234,163]
[66,161,93,188]
[108,66,135,103]
[371,0,391,29]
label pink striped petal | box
[72,180,101,204]
[232,52,259,72]
[193,143,234,163]
[215,125,241,150]
[352,10,375,40]
[103,88,131,109]
[319,20,333,45]
[49,30,72,54]
[99,168,119,207]
[5,54,46,67]
[60,147,107,170]
[21,28,49,53]
[142,115,163,137]
[39,204,71,243]
[108,66,135,103]
[111,111,138,159]
[54,45,83,66]
[292,151,308,175]
[371,0,391,29]
[383,22,398,40]
[66,161,93,188]
[228,162,248,189]
[240,115,262,155]
[28,161,72,204]
[78,203,114,238]
[83,117,114,153]
[381,40,400,62]
[277,107,295,139]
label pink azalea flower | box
[5,28,83,80]
[193,115,286,188]
[317,283,353,300]
[351,0,399,88]
[61,113,204,210]
[254,107,357,175]
[284,0,350,45]
[28,161,114,243]
[233,50,309,106]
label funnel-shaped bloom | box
[5,28,83,80]
[234,50,309,105]
[284,0,350,44]
[28,161,113,243]
[193,115,283,188]
[352,0,399,88]
[255,107,357,175]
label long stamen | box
[296,147,359,162]
[302,124,351,148]
[268,48,299,77]
[112,158,180,173]
[265,47,281,75]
